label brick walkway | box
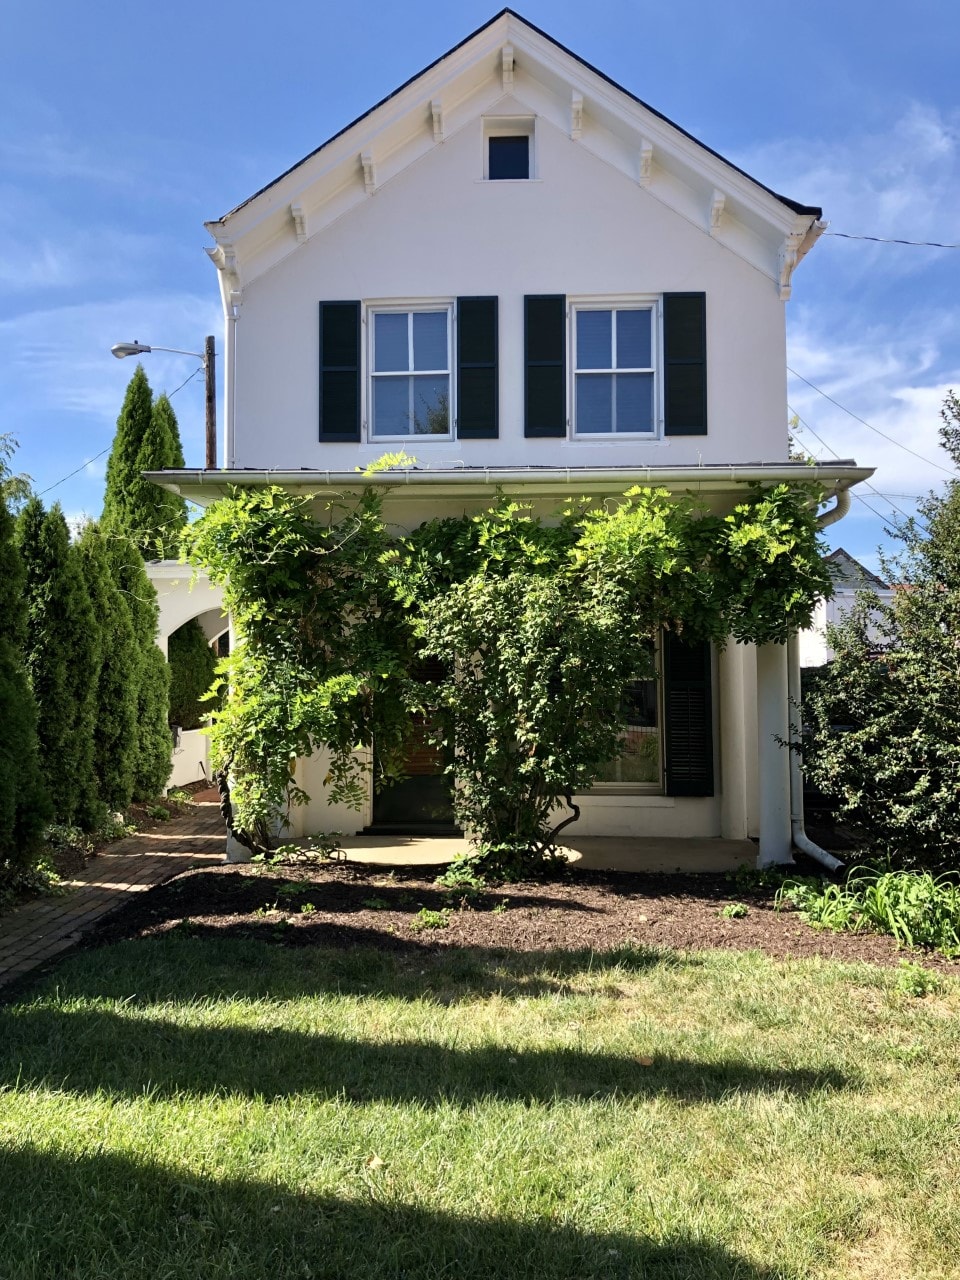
[0,804,225,990]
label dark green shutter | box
[524,294,566,437]
[663,293,707,436]
[319,301,360,441]
[457,297,498,439]
[663,632,714,796]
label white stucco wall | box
[798,589,894,667]
[169,728,212,789]
[146,561,227,655]
[230,112,789,474]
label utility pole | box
[204,334,217,469]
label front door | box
[368,660,458,834]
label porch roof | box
[145,462,874,506]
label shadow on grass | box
[19,932,694,1006]
[0,1000,849,1104]
[0,1143,797,1280]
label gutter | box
[145,463,875,505]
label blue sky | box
[2,0,958,572]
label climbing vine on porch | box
[183,480,831,876]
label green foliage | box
[106,534,172,801]
[183,487,416,836]
[102,368,187,558]
[803,393,960,865]
[409,907,451,932]
[15,500,99,826]
[0,432,32,511]
[776,866,960,957]
[0,493,47,891]
[895,960,941,998]
[77,524,138,814]
[168,618,218,730]
[720,902,749,919]
[184,480,830,865]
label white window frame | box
[570,297,662,440]
[366,301,455,442]
[482,114,537,181]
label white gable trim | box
[204,12,822,296]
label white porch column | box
[718,640,748,839]
[756,641,793,865]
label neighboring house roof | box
[824,547,890,591]
[205,9,825,299]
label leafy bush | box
[803,393,960,867]
[168,618,218,731]
[409,907,451,932]
[777,866,960,957]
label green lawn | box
[1,937,958,1279]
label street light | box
[111,335,217,469]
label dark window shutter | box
[524,295,566,437]
[663,293,707,436]
[457,297,498,439]
[319,301,360,441]
[663,632,714,796]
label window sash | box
[370,307,453,439]
[572,304,658,438]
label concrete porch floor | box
[335,835,756,874]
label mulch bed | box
[84,859,960,974]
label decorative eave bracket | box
[360,153,377,194]
[570,92,583,140]
[778,230,805,300]
[501,43,514,91]
[290,203,308,244]
[431,99,443,143]
[638,138,653,186]
[709,189,726,236]
[205,241,242,301]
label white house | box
[147,10,872,866]
[799,548,894,668]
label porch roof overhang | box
[145,462,874,506]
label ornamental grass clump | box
[777,866,960,957]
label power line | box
[788,405,928,531]
[37,446,111,498]
[36,365,202,501]
[787,366,960,480]
[824,231,960,250]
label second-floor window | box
[573,305,656,436]
[371,307,452,438]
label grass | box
[1,937,959,1279]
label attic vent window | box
[482,115,535,180]
[489,135,529,180]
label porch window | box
[593,672,661,786]
[371,308,452,438]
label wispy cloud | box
[738,102,960,282]
[787,313,960,501]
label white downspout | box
[787,481,852,870]
[787,631,844,872]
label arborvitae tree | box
[805,392,960,866]
[106,532,172,800]
[168,619,218,730]
[102,364,153,540]
[129,393,188,558]
[0,493,47,885]
[78,523,138,813]
[15,500,98,826]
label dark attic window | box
[488,135,529,180]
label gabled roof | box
[218,8,820,224]
[205,10,824,298]
[825,548,890,591]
